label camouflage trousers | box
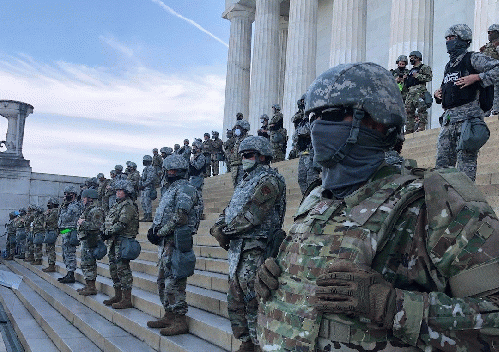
[157,244,188,315]
[205,155,212,177]
[108,237,133,290]
[494,83,499,112]
[271,144,285,163]
[228,248,264,344]
[435,120,478,181]
[231,164,244,187]
[45,243,56,265]
[141,187,153,215]
[80,239,97,281]
[211,156,220,176]
[298,153,320,195]
[62,231,77,271]
[405,87,428,132]
[6,233,16,256]
[34,244,43,261]
[16,229,26,256]
[25,233,34,259]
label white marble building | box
[222,0,499,138]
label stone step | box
[6,259,235,352]
[0,265,60,352]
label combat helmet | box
[260,114,269,122]
[192,140,203,150]
[47,197,59,206]
[238,136,273,160]
[143,155,153,162]
[272,104,281,111]
[236,112,243,120]
[212,131,219,137]
[445,24,472,43]
[81,189,99,199]
[163,154,189,178]
[160,147,173,155]
[115,165,123,172]
[204,132,210,138]
[64,185,78,194]
[235,119,250,131]
[113,180,134,195]
[488,24,499,32]
[97,173,104,179]
[19,208,27,215]
[396,55,408,63]
[409,51,422,59]
[130,162,137,169]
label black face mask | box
[446,38,469,61]
[410,59,416,65]
[489,31,499,42]
[65,194,73,201]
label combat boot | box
[59,271,75,283]
[112,289,133,309]
[159,314,188,336]
[417,123,426,132]
[236,340,256,352]
[6,254,14,261]
[79,280,97,296]
[147,311,175,328]
[103,288,122,306]
[24,254,34,262]
[42,264,56,272]
[32,259,42,265]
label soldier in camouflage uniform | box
[5,212,17,260]
[480,24,499,114]
[189,140,207,221]
[42,197,59,272]
[31,205,45,265]
[178,139,192,161]
[160,147,174,196]
[390,55,410,101]
[435,24,499,182]
[405,51,432,133]
[97,173,109,210]
[224,129,235,172]
[58,185,84,284]
[269,104,287,163]
[255,62,499,352]
[231,120,251,187]
[103,180,139,309]
[211,131,224,176]
[126,161,140,202]
[152,148,163,175]
[210,136,286,352]
[23,204,37,263]
[147,154,200,335]
[202,133,214,177]
[140,155,156,222]
[14,208,27,259]
[114,164,127,181]
[257,114,270,140]
[77,189,105,296]
[104,170,117,212]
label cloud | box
[99,34,135,58]
[150,0,229,48]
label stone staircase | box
[2,115,499,351]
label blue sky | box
[0,0,230,177]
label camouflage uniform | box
[31,209,45,262]
[436,51,499,181]
[202,137,214,177]
[231,135,248,187]
[481,40,499,112]
[269,112,287,163]
[152,153,163,175]
[224,133,236,172]
[218,163,286,346]
[140,164,156,219]
[109,173,127,208]
[390,67,410,101]
[104,196,139,291]
[14,213,27,258]
[294,115,319,195]
[78,202,105,281]
[58,199,84,272]
[97,177,110,211]
[258,165,499,351]
[178,144,192,161]
[211,135,224,176]
[44,206,59,266]
[5,214,17,258]
[126,168,141,201]
[24,209,36,260]
[404,63,432,132]
[153,178,200,316]
[189,151,207,221]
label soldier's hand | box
[315,260,396,330]
[147,226,161,245]
[209,224,229,250]
[255,258,281,302]
[434,88,442,100]
[455,74,481,89]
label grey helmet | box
[126,160,132,167]
[409,51,422,59]
[81,189,99,199]
[47,197,59,206]
[110,170,117,177]
[235,119,250,131]
[204,132,210,138]
[152,148,158,153]
[226,129,233,137]
[238,135,273,160]
[113,180,134,195]
[236,112,243,120]
[183,139,189,145]
[64,185,78,194]
[445,24,472,43]
[396,55,408,63]
[97,173,104,179]
[160,147,173,155]
[212,131,219,137]
[114,165,123,172]
[272,104,281,111]
[143,155,153,162]
[163,154,189,178]
[27,204,37,212]
[19,208,27,215]
[192,140,203,150]
[488,24,499,32]
[260,114,269,121]
[174,143,180,151]
[130,162,137,169]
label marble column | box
[249,0,280,133]
[473,0,499,51]
[283,0,318,137]
[277,17,289,110]
[388,0,434,68]
[222,5,254,135]
[329,0,367,66]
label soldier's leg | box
[416,96,428,131]
[228,275,251,342]
[115,237,133,291]
[212,157,219,176]
[457,149,479,182]
[164,273,188,315]
[16,230,26,257]
[157,263,167,309]
[46,243,56,266]
[205,161,212,178]
[34,243,43,261]
[81,241,97,282]
[404,93,416,133]
[298,155,308,195]
[435,123,458,170]
[108,241,121,289]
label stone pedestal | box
[249,0,280,133]
[222,5,254,133]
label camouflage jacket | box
[6,219,16,236]
[219,164,286,278]
[104,178,116,198]
[189,153,207,189]
[230,134,249,166]
[269,127,288,147]
[440,52,499,123]
[179,145,192,161]
[140,165,156,189]
[58,200,84,229]
[98,178,110,201]
[202,139,214,156]
[152,178,199,249]
[77,202,105,241]
[104,197,139,239]
[14,215,27,230]
[44,208,59,230]
[31,212,45,234]
[127,170,141,194]
[211,137,223,156]
[480,41,499,60]
[258,166,499,352]
[224,136,236,163]
[407,63,432,92]
[25,212,35,233]
[152,154,163,169]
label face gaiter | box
[446,38,469,62]
[312,120,390,199]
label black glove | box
[209,224,230,250]
[255,258,281,302]
[147,226,161,245]
[101,230,113,241]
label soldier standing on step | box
[102,180,139,309]
[147,155,200,336]
[139,155,156,222]
[210,136,286,352]
[31,205,45,266]
[126,161,140,202]
[5,211,17,260]
[202,133,214,177]
[224,129,235,172]
[189,140,207,221]
[14,208,27,259]
[269,104,288,163]
[160,147,174,196]
[405,51,432,133]
[42,197,59,272]
[480,24,499,115]
[58,186,84,284]
[231,119,251,187]
[211,131,224,176]
[23,204,37,263]
[77,189,105,296]
[97,173,109,211]
[434,24,499,182]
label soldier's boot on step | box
[112,289,133,309]
[236,340,256,352]
[79,280,97,296]
[6,254,14,261]
[417,123,426,132]
[103,288,122,306]
[159,314,188,336]
[24,254,34,262]
[147,311,175,328]
[59,271,75,283]
[32,259,42,265]
[42,264,56,272]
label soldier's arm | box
[109,203,134,234]
[190,154,206,170]
[158,188,195,236]
[224,176,280,235]
[79,208,105,232]
[416,65,432,83]
[471,52,499,87]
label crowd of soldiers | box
[4,22,499,352]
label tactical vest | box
[405,65,424,88]
[44,208,59,230]
[189,155,207,177]
[58,200,83,229]
[442,52,479,109]
[104,198,139,238]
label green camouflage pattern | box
[480,42,499,111]
[108,236,133,290]
[258,166,499,351]
[269,128,287,163]
[44,207,59,265]
[104,197,139,239]
[78,203,105,281]
[405,64,432,132]
[445,24,473,42]
[5,217,16,256]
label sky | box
[0,0,230,177]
